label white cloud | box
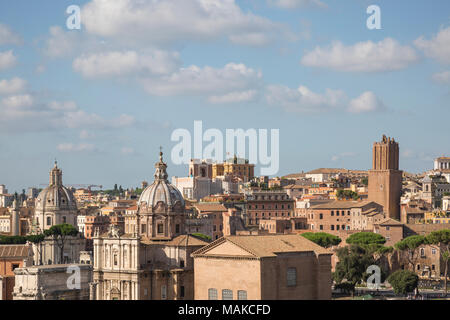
[57,143,97,153]
[414,27,450,65]
[268,0,326,9]
[0,23,22,45]
[331,152,356,162]
[0,95,135,132]
[1,94,33,108]
[81,0,292,47]
[432,70,450,84]
[80,130,94,139]
[265,84,346,113]
[301,38,418,72]
[73,50,181,78]
[142,63,263,100]
[208,90,258,104]
[0,78,27,95]
[0,50,17,70]
[348,91,386,114]
[43,26,80,58]
[121,147,135,155]
[266,85,386,114]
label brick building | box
[246,191,294,226]
[0,244,33,300]
[368,135,402,220]
[304,200,383,233]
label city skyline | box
[1,0,450,191]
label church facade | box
[92,152,208,300]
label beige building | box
[34,162,78,232]
[192,234,332,300]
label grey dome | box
[35,162,77,212]
[138,151,185,208]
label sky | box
[0,0,449,192]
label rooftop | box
[0,244,30,258]
[193,234,331,258]
[310,200,374,210]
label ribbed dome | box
[35,162,77,212]
[138,151,185,208]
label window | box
[348,211,351,216]
[320,225,323,230]
[417,264,420,271]
[432,248,437,255]
[386,226,390,231]
[336,211,340,216]
[336,225,340,231]
[180,259,185,268]
[141,224,147,233]
[331,225,335,230]
[222,289,233,300]
[114,254,118,266]
[420,248,425,257]
[208,288,218,300]
[180,286,185,298]
[287,268,297,287]
[319,214,323,220]
[46,217,51,226]
[331,211,334,216]
[157,224,163,234]
[176,224,180,233]
[161,285,167,300]
[432,264,436,271]
[237,290,247,300]
[62,216,66,223]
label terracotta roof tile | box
[0,244,30,258]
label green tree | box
[394,235,426,270]
[191,233,212,242]
[44,224,78,264]
[361,177,368,186]
[26,234,45,265]
[426,229,450,296]
[346,232,387,253]
[301,232,341,248]
[333,245,375,296]
[387,270,419,295]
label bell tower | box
[368,135,402,220]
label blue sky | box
[0,0,449,192]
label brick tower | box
[368,135,402,220]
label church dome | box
[138,151,185,209]
[35,162,77,212]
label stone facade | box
[13,264,92,300]
[93,152,208,300]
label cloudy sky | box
[0,0,449,192]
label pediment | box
[202,240,255,257]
